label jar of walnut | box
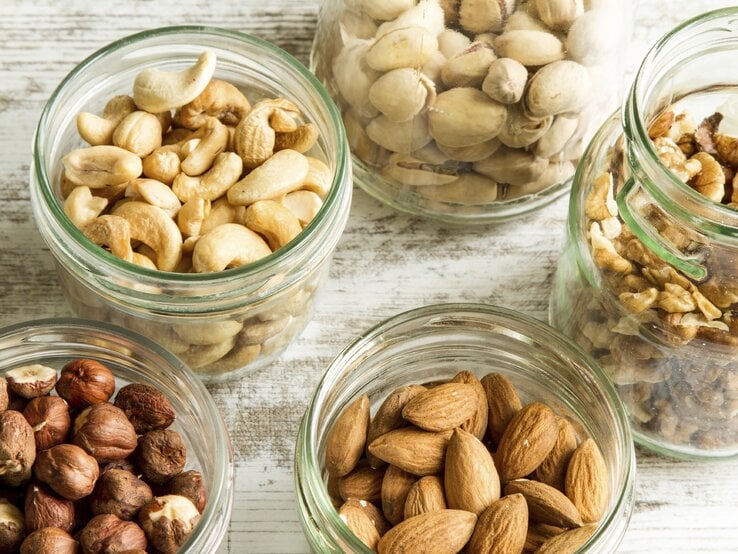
[550,9,738,458]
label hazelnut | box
[114,383,175,434]
[0,410,36,487]
[20,527,79,554]
[23,396,71,450]
[101,459,138,475]
[0,498,25,553]
[167,470,207,513]
[25,482,75,534]
[90,470,153,521]
[34,444,99,500]
[73,404,137,463]
[5,365,57,399]
[56,359,115,409]
[135,430,186,484]
[0,378,8,412]
[139,495,199,554]
[80,514,147,554]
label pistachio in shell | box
[429,88,508,148]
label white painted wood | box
[1,1,737,552]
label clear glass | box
[310,0,631,224]
[0,318,234,552]
[550,9,738,458]
[30,26,352,383]
[295,303,635,553]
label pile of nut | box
[571,106,738,449]
[61,50,330,274]
[322,0,618,206]
[324,370,610,553]
[0,361,207,553]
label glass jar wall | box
[311,0,631,223]
[550,9,738,458]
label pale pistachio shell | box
[333,38,381,118]
[366,114,432,154]
[437,138,502,162]
[494,30,565,66]
[438,29,472,59]
[482,57,529,104]
[429,88,508,148]
[498,105,553,148]
[441,42,497,88]
[376,0,446,38]
[536,116,579,158]
[383,152,462,186]
[535,0,583,30]
[415,172,498,204]
[422,51,447,82]
[363,0,414,20]
[504,10,549,31]
[566,9,617,65]
[343,109,388,165]
[500,160,575,199]
[525,60,590,117]
[369,68,436,123]
[459,0,509,34]
[411,142,452,165]
[340,9,378,40]
[473,146,549,184]
[366,27,439,72]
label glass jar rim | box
[0,317,234,552]
[297,303,635,552]
[33,25,350,286]
[625,7,738,238]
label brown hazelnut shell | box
[0,377,8,412]
[80,514,147,553]
[114,383,176,434]
[139,495,199,554]
[33,444,99,501]
[90,469,153,521]
[135,430,186,484]
[5,365,58,399]
[25,482,75,533]
[167,470,207,513]
[0,410,36,487]
[23,396,72,450]
[56,359,115,409]
[0,498,25,553]
[73,403,138,463]
[20,527,79,554]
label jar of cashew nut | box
[311,0,631,223]
[550,9,738,458]
[30,27,352,383]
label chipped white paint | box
[1,1,737,552]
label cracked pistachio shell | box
[504,10,550,32]
[525,60,591,117]
[566,9,617,65]
[366,114,432,154]
[437,138,502,162]
[363,0,414,21]
[383,152,462,186]
[500,160,575,199]
[494,30,565,66]
[343,110,388,166]
[535,0,583,30]
[473,146,549,185]
[332,38,381,118]
[422,51,447,83]
[340,9,378,40]
[498,105,553,148]
[376,0,446,38]
[535,116,578,158]
[459,0,512,34]
[429,88,508,148]
[482,57,529,104]
[369,69,436,123]
[441,42,498,88]
[438,29,472,59]
[366,27,439,72]
[415,172,499,204]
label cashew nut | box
[274,123,320,154]
[228,149,309,205]
[281,191,323,226]
[179,336,238,369]
[177,79,251,129]
[131,252,158,270]
[82,215,134,262]
[62,146,143,188]
[244,200,303,250]
[177,197,211,237]
[207,343,262,373]
[180,117,230,176]
[125,178,181,218]
[142,147,181,185]
[174,320,244,346]
[233,98,301,169]
[173,152,243,202]
[163,127,193,145]
[112,111,163,157]
[133,50,217,113]
[192,223,272,273]
[301,157,332,197]
[76,95,137,146]
[269,108,299,133]
[200,197,244,235]
[239,317,290,346]
[63,186,108,229]
[112,201,183,271]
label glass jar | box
[0,318,234,552]
[550,8,738,458]
[295,303,635,552]
[310,0,631,223]
[30,26,352,383]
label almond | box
[404,476,447,520]
[495,402,558,481]
[467,493,528,554]
[524,522,566,552]
[339,501,381,550]
[368,428,453,476]
[565,439,609,523]
[327,473,342,508]
[401,383,478,432]
[480,373,522,443]
[536,523,598,554]
[381,465,417,525]
[367,385,426,468]
[377,510,477,554]
[326,394,370,478]
[451,371,488,440]
[504,479,583,528]
[339,465,386,503]
[534,417,578,491]
[342,498,391,536]
[444,428,500,515]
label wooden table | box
[2,1,737,551]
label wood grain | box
[1,1,737,552]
